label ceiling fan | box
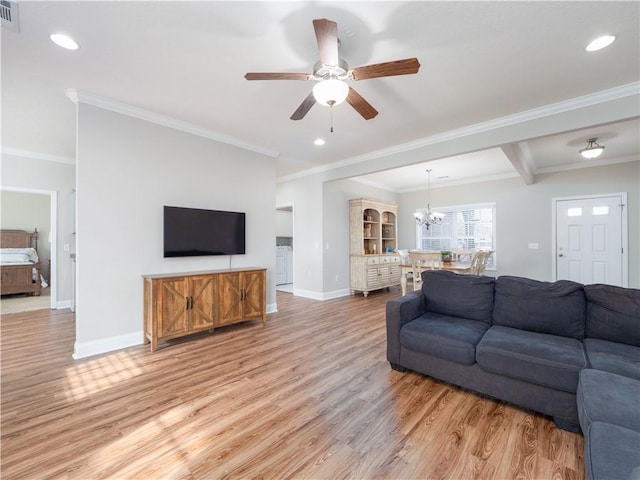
[245,18,420,121]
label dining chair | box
[459,250,493,275]
[408,250,442,290]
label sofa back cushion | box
[421,270,494,323]
[493,276,586,339]
[584,284,640,347]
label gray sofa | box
[386,270,640,480]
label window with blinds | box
[415,203,496,267]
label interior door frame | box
[551,192,628,287]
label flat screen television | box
[164,206,246,257]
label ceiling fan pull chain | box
[330,104,334,133]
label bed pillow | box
[0,247,39,264]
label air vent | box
[1,0,19,32]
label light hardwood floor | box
[1,289,584,479]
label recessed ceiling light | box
[586,35,615,52]
[50,33,79,50]
[314,138,325,146]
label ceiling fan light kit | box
[313,79,349,106]
[245,18,420,122]
[579,138,605,159]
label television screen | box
[164,206,246,257]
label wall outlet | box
[63,243,70,251]
[528,243,539,250]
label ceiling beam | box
[501,143,534,185]
[314,83,639,183]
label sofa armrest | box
[386,291,426,365]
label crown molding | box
[1,147,75,164]
[277,81,640,183]
[66,89,280,159]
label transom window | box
[415,203,496,268]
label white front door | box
[555,194,625,286]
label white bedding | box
[0,247,39,265]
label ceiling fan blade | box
[290,92,316,121]
[245,72,313,81]
[350,58,421,81]
[346,87,378,120]
[313,18,339,67]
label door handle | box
[558,254,564,257]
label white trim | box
[551,192,628,287]
[292,288,351,301]
[320,288,352,300]
[266,302,277,314]
[56,300,72,309]
[0,186,58,309]
[277,82,640,183]
[292,288,324,301]
[1,147,75,164]
[66,89,280,159]
[73,331,143,360]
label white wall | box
[276,174,399,299]
[276,174,324,298]
[399,161,640,287]
[322,179,398,295]
[1,154,76,305]
[75,103,276,358]
[275,210,293,237]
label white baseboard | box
[266,302,277,314]
[293,288,351,301]
[320,288,352,300]
[73,331,143,360]
[56,300,72,309]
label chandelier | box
[414,169,445,229]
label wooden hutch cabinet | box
[349,198,401,297]
[143,268,266,351]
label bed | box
[1,229,42,296]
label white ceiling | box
[2,1,639,187]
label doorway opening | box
[276,205,294,293]
[0,187,57,311]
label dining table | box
[399,261,471,296]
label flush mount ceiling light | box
[314,138,325,146]
[312,78,349,107]
[579,138,605,159]
[586,35,616,52]
[50,33,78,50]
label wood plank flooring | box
[1,289,584,479]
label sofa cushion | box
[400,312,491,365]
[584,338,640,381]
[583,422,640,480]
[476,325,586,392]
[421,270,495,323]
[585,284,640,347]
[492,276,586,339]
[577,369,640,432]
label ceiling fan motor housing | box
[313,59,350,81]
